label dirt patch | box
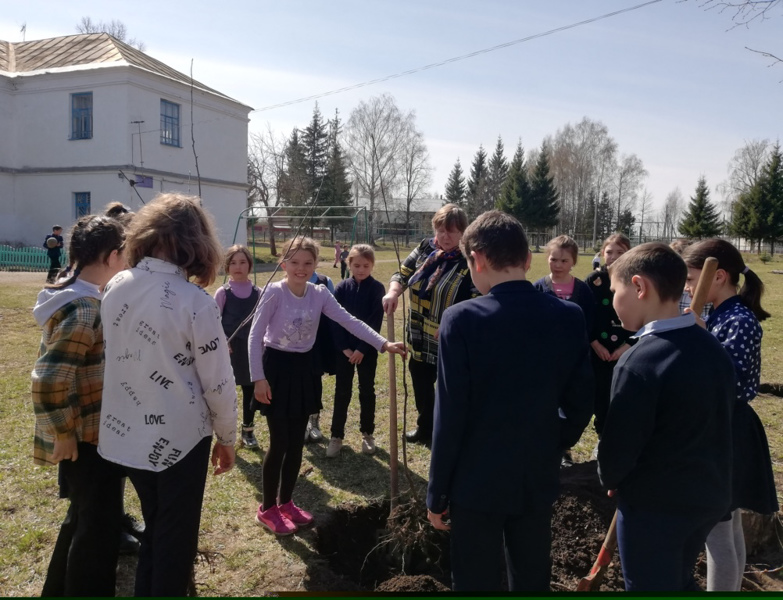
[314,462,783,592]
[375,574,450,592]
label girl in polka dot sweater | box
[683,238,778,592]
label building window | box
[71,93,93,140]
[74,192,91,218]
[160,100,180,147]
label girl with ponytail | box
[32,215,127,595]
[682,238,777,591]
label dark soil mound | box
[315,461,782,592]
[376,574,450,592]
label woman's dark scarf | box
[407,238,462,300]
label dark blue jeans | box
[617,496,723,591]
[42,443,124,596]
[449,501,552,592]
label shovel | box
[576,510,618,591]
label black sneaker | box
[121,512,145,539]
[560,451,574,468]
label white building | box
[0,33,251,246]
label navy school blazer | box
[427,279,594,515]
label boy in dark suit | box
[598,243,734,591]
[44,225,64,283]
[426,211,593,591]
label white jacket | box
[98,257,237,471]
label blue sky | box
[2,0,781,215]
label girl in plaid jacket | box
[31,215,127,596]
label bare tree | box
[76,17,145,51]
[345,94,409,243]
[248,125,289,255]
[660,187,685,240]
[611,153,647,230]
[636,188,655,242]
[547,117,617,236]
[684,1,783,73]
[398,120,433,245]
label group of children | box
[426,213,776,592]
[30,191,776,593]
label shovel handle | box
[689,257,718,317]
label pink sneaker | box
[278,500,314,526]
[255,504,297,536]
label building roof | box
[0,33,246,105]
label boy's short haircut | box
[52,225,63,232]
[460,210,529,270]
[432,203,468,233]
[546,235,579,263]
[610,242,686,303]
[224,244,254,272]
[347,244,375,264]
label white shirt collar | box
[634,311,696,339]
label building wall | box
[0,64,249,247]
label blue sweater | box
[598,322,734,514]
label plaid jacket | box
[31,297,104,466]
[391,238,477,364]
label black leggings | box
[241,384,256,426]
[262,414,309,510]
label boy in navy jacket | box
[426,211,593,591]
[598,242,734,591]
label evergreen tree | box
[678,176,722,239]
[279,129,309,231]
[466,145,490,220]
[732,143,783,252]
[525,146,560,231]
[321,110,353,235]
[444,159,466,206]
[487,136,509,209]
[300,103,329,205]
[496,141,529,223]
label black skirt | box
[252,347,322,419]
[732,401,779,515]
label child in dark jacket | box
[584,233,634,445]
[598,243,734,592]
[534,235,595,467]
[327,244,386,457]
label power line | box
[254,0,664,113]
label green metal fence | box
[0,245,68,272]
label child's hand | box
[427,509,451,531]
[343,349,353,359]
[434,327,439,341]
[591,340,611,361]
[211,442,235,476]
[609,343,630,362]
[349,350,364,365]
[52,436,78,463]
[383,341,407,357]
[254,379,272,404]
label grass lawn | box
[1,246,782,595]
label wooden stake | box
[387,316,399,511]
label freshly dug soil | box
[315,461,783,592]
[375,574,450,592]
